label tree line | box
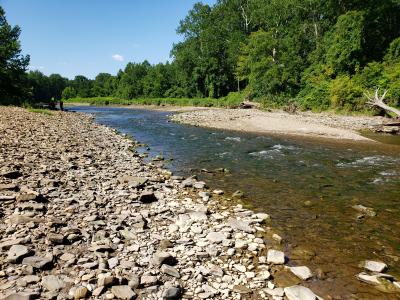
[1,1,400,111]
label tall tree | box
[0,6,30,104]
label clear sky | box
[2,0,216,79]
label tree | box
[0,6,30,104]
[70,75,93,98]
[61,86,77,99]
[92,73,115,97]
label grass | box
[63,96,243,108]
[27,108,53,115]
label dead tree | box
[364,88,400,117]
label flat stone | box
[111,285,137,300]
[254,213,270,221]
[42,275,66,291]
[119,229,136,240]
[17,202,45,211]
[227,218,254,233]
[0,195,16,201]
[289,266,313,280]
[108,257,119,269]
[206,232,226,243]
[193,182,206,189]
[140,275,158,287]
[0,183,18,191]
[98,275,116,287]
[362,260,387,273]
[118,175,147,186]
[1,292,38,300]
[152,251,174,266]
[16,193,38,202]
[284,285,320,300]
[22,255,53,269]
[59,253,75,261]
[265,288,284,297]
[188,211,207,221]
[20,275,40,284]
[9,214,43,224]
[234,264,246,273]
[163,287,181,299]
[161,265,181,278]
[357,272,381,285]
[47,233,64,244]
[7,245,30,263]
[267,249,285,264]
[0,238,28,251]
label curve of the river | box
[70,106,400,299]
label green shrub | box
[329,76,365,111]
[296,81,331,111]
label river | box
[70,106,400,299]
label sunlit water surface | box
[70,106,400,299]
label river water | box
[70,106,400,299]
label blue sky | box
[2,0,216,79]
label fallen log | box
[364,88,400,117]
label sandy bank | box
[171,108,387,142]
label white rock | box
[284,285,320,300]
[289,266,313,280]
[363,260,387,273]
[206,232,226,243]
[356,272,381,285]
[227,248,235,256]
[267,249,285,264]
[234,264,246,273]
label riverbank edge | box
[66,103,387,143]
[0,106,323,299]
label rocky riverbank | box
[171,108,388,142]
[0,107,322,300]
[1,106,399,300]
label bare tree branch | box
[365,88,400,117]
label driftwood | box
[364,88,400,117]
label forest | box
[1,0,400,112]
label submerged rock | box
[352,204,376,217]
[284,285,322,300]
[289,266,313,280]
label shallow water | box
[70,106,400,299]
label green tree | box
[0,6,30,104]
[61,86,77,99]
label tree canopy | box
[2,1,400,112]
[0,6,30,104]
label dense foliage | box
[0,7,30,104]
[2,1,400,112]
